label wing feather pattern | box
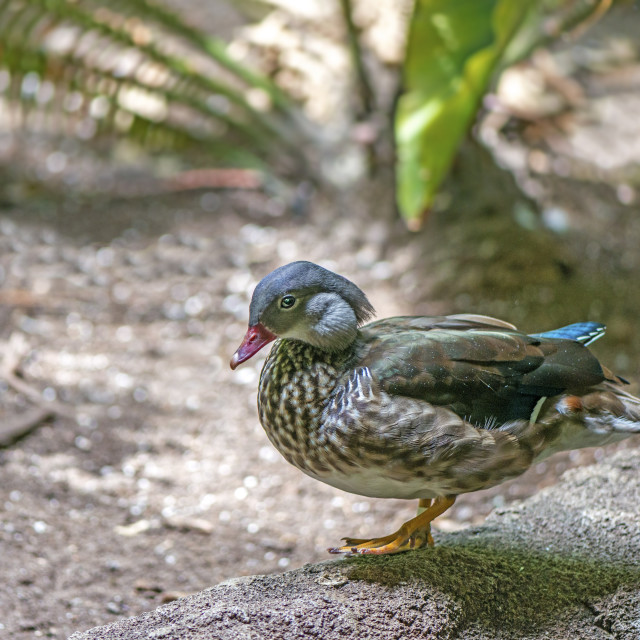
[358,316,607,425]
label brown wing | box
[357,316,606,425]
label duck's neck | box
[257,339,352,474]
[270,338,347,369]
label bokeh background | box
[1,1,639,637]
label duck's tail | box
[510,382,640,461]
[555,383,640,433]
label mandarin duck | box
[230,261,640,555]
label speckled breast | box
[257,340,346,477]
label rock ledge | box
[71,451,640,640]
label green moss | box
[345,541,640,631]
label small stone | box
[114,519,151,537]
[160,591,189,603]
[315,571,348,588]
[134,579,163,593]
[162,516,214,535]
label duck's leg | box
[341,499,434,547]
[328,496,455,555]
[417,498,435,547]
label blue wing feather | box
[530,322,605,346]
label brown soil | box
[1,176,639,638]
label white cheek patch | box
[309,294,356,333]
[280,294,358,350]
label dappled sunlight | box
[1,1,640,638]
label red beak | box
[230,323,277,370]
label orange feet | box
[328,496,455,556]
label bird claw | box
[327,499,455,555]
[328,528,432,556]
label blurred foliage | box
[395,0,614,226]
[0,0,618,217]
[0,0,309,171]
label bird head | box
[230,261,375,369]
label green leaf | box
[395,0,535,226]
[0,0,308,172]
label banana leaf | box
[395,0,536,227]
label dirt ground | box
[0,185,638,638]
[2,5,640,640]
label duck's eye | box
[280,295,296,309]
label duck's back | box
[356,314,609,426]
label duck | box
[230,261,640,555]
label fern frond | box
[0,0,309,170]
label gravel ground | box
[1,180,638,638]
